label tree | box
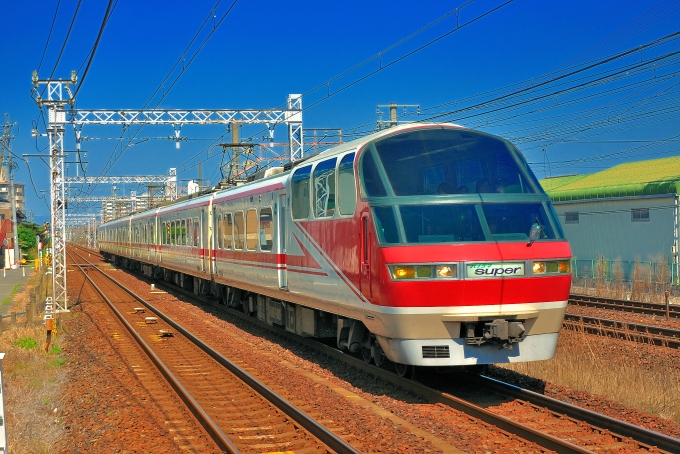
[18,222,42,251]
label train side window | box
[224,213,233,249]
[292,165,311,220]
[216,214,223,249]
[338,153,356,215]
[313,158,337,218]
[259,207,273,251]
[170,221,175,245]
[181,219,187,246]
[246,209,258,250]
[193,217,199,246]
[234,212,245,249]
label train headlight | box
[532,262,546,274]
[392,266,415,279]
[416,266,433,278]
[558,260,571,273]
[436,265,456,278]
[389,264,457,279]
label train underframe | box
[104,252,563,375]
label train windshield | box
[373,203,559,244]
[367,128,537,196]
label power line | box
[420,30,680,123]
[73,0,116,97]
[241,0,514,144]
[93,0,239,186]
[37,0,62,72]
[44,0,83,87]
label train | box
[98,123,572,374]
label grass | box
[1,324,66,453]
[13,337,39,349]
[2,283,22,306]
[499,327,680,423]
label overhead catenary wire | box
[42,0,83,93]
[91,0,239,190]
[37,0,62,73]
[73,0,116,98]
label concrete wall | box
[552,194,678,263]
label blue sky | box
[1,0,679,223]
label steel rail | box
[563,313,680,348]
[66,251,239,454]
[135,277,597,453]
[477,375,680,454]
[77,244,678,452]
[69,248,360,454]
[569,293,680,319]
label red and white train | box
[98,123,572,372]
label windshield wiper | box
[526,217,543,247]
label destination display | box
[466,262,525,278]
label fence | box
[572,259,678,284]
[0,271,48,333]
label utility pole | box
[376,103,420,130]
[0,115,19,267]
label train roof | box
[99,123,468,227]
[293,122,465,164]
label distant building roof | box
[539,155,680,201]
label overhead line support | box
[31,70,77,314]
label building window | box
[632,208,649,222]
[565,212,579,224]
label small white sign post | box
[0,352,7,452]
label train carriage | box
[99,123,572,370]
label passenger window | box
[234,212,245,249]
[259,208,273,251]
[338,153,356,215]
[170,221,176,245]
[313,158,337,218]
[181,219,187,245]
[217,215,223,249]
[246,209,258,250]
[292,165,311,220]
[193,217,199,246]
[224,213,233,249]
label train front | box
[359,125,571,366]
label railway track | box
[563,313,680,348]
[71,244,680,452]
[67,247,359,454]
[569,293,680,319]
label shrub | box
[13,337,38,349]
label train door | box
[201,208,210,273]
[360,210,372,298]
[277,193,287,289]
